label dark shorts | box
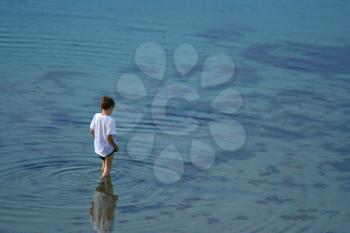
[98,148,117,161]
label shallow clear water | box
[0,1,350,232]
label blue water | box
[0,1,350,232]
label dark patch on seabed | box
[256,195,293,204]
[34,70,90,94]
[322,143,350,157]
[271,88,328,106]
[257,124,306,141]
[193,23,251,41]
[233,63,263,86]
[242,41,350,75]
[327,158,350,172]
[216,148,256,161]
[233,215,248,220]
[313,182,329,189]
[279,176,306,188]
[336,176,350,191]
[36,70,89,84]
[280,213,315,221]
[258,165,280,176]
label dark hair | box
[100,96,115,110]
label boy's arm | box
[89,114,96,139]
[89,129,95,139]
[107,135,119,152]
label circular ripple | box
[0,152,168,226]
[115,157,165,206]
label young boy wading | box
[89,96,119,181]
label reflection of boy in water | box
[89,176,118,233]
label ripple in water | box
[0,151,174,232]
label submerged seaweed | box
[327,158,350,172]
[242,41,350,75]
[194,24,251,41]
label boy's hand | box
[114,144,119,152]
[89,129,95,139]
[107,135,119,152]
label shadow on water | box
[89,176,118,233]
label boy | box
[89,96,119,180]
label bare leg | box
[101,160,105,173]
[100,154,114,180]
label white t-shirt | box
[90,113,117,157]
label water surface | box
[0,1,349,232]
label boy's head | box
[100,96,115,112]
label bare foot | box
[99,174,110,181]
